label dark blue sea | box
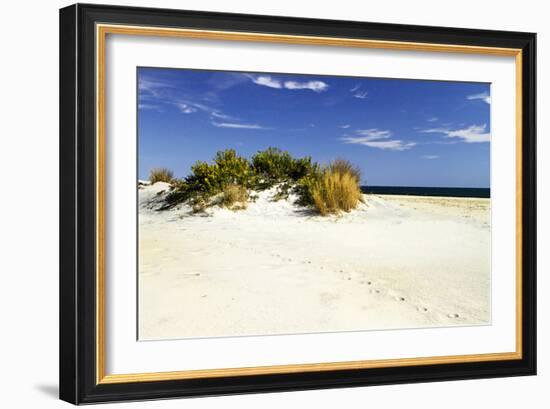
[361,186,490,198]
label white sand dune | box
[138,182,491,340]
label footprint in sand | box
[183,271,201,277]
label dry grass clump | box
[221,184,249,210]
[329,158,361,182]
[310,162,362,216]
[149,168,174,184]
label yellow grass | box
[311,169,362,216]
[221,184,249,210]
[149,168,174,184]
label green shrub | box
[290,156,316,181]
[163,179,191,208]
[185,161,220,195]
[252,147,294,184]
[251,147,319,190]
[294,163,322,207]
[165,149,252,208]
[213,149,251,188]
[149,168,174,184]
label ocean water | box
[361,186,490,198]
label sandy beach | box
[138,182,491,340]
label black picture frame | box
[59,3,536,404]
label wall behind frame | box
[0,0,546,408]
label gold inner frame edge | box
[95,23,523,385]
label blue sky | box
[138,67,491,187]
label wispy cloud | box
[340,128,416,151]
[427,116,438,122]
[348,83,368,99]
[211,111,238,121]
[138,78,172,96]
[422,155,440,159]
[246,74,328,92]
[420,124,490,143]
[339,124,351,129]
[467,92,491,104]
[353,91,368,99]
[206,73,249,91]
[212,121,269,130]
[138,103,162,111]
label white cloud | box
[212,121,269,130]
[283,80,328,92]
[354,128,392,140]
[422,155,440,159]
[340,137,416,151]
[177,103,198,114]
[340,128,416,151]
[467,92,491,104]
[250,75,282,89]
[427,116,438,122]
[420,124,490,143]
[339,124,351,129]
[350,84,361,92]
[246,75,328,92]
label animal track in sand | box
[416,306,429,312]
[448,313,460,318]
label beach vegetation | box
[251,147,317,188]
[190,195,209,214]
[158,148,362,215]
[329,158,361,183]
[221,184,249,210]
[304,160,362,215]
[149,167,174,184]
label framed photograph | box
[59,3,536,404]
